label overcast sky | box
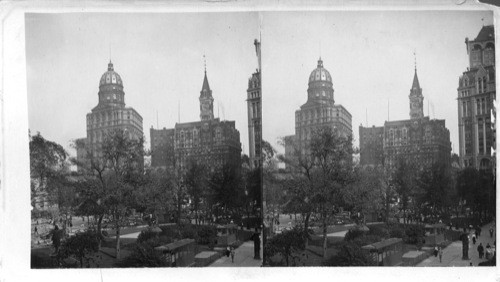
[26,13,260,157]
[262,10,493,154]
[26,10,494,158]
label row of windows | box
[470,43,495,67]
[459,90,470,98]
[88,111,131,123]
[462,97,491,117]
[477,77,488,94]
[251,101,261,119]
[90,128,138,143]
[248,90,260,99]
[296,108,340,122]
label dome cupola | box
[99,61,123,88]
[307,58,334,104]
[97,61,125,107]
[308,58,332,84]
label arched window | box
[484,42,495,66]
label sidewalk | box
[417,222,495,267]
[209,241,262,267]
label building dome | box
[99,61,123,87]
[308,58,332,84]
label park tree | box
[133,168,175,225]
[72,129,144,259]
[456,167,495,219]
[392,157,419,224]
[264,226,308,266]
[344,165,384,225]
[185,161,208,225]
[308,126,355,259]
[30,132,69,214]
[276,136,315,246]
[60,230,100,268]
[416,161,453,219]
[279,127,355,259]
[208,164,245,222]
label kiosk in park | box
[154,239,196,267]
[362,238,404,266]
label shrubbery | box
[351,235,383,248]
[115,242,168,267]
[403,224,425,245]
[141,224,217,246]
[344,229,365,242]
[31,253,59,269]
[388,225,405,239]
[323,242,374,266]
[137,229,160,244]
[196,225,217,245]
[367,225,389,238]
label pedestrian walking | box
[438,247,443,263]
[434,246,439,257]
[477,243,484,259]
[226,246,230,257]
[230,246,235,263]
[34,226,38,235]
[472,233,476,245]
[489,227,494,238]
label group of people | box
[436,223,495,265]
[476,242,495,259]
[433,246,444,263]
[225,246,236,263]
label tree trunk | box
[322,214,328,260]
[97,214,104,250]
[115,223,121,260]
[304,212,311,248]
[385,196,390,223]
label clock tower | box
[199,69,214,121]
[409,66,424,120]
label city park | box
[262,126,496,267]
[30,130,262,268]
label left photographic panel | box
[26,12,262,268]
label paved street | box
[417,222,496,267]
[209,241,262,267]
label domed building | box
[285,58,352,162]
[76,61,143,171]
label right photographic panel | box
[262,10,496,267]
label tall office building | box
[457,25,496,171]
[285,58,352,165]
[150,69,241,172]
[247,39,262,169]
[76,61,143,171]
[359,64,451,169]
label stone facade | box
[150,70,241,172]
[76,61,143,171]
[285,58,353,164]
[457,25,496,171]
[359,67,451,170]
[247,70,261,169]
